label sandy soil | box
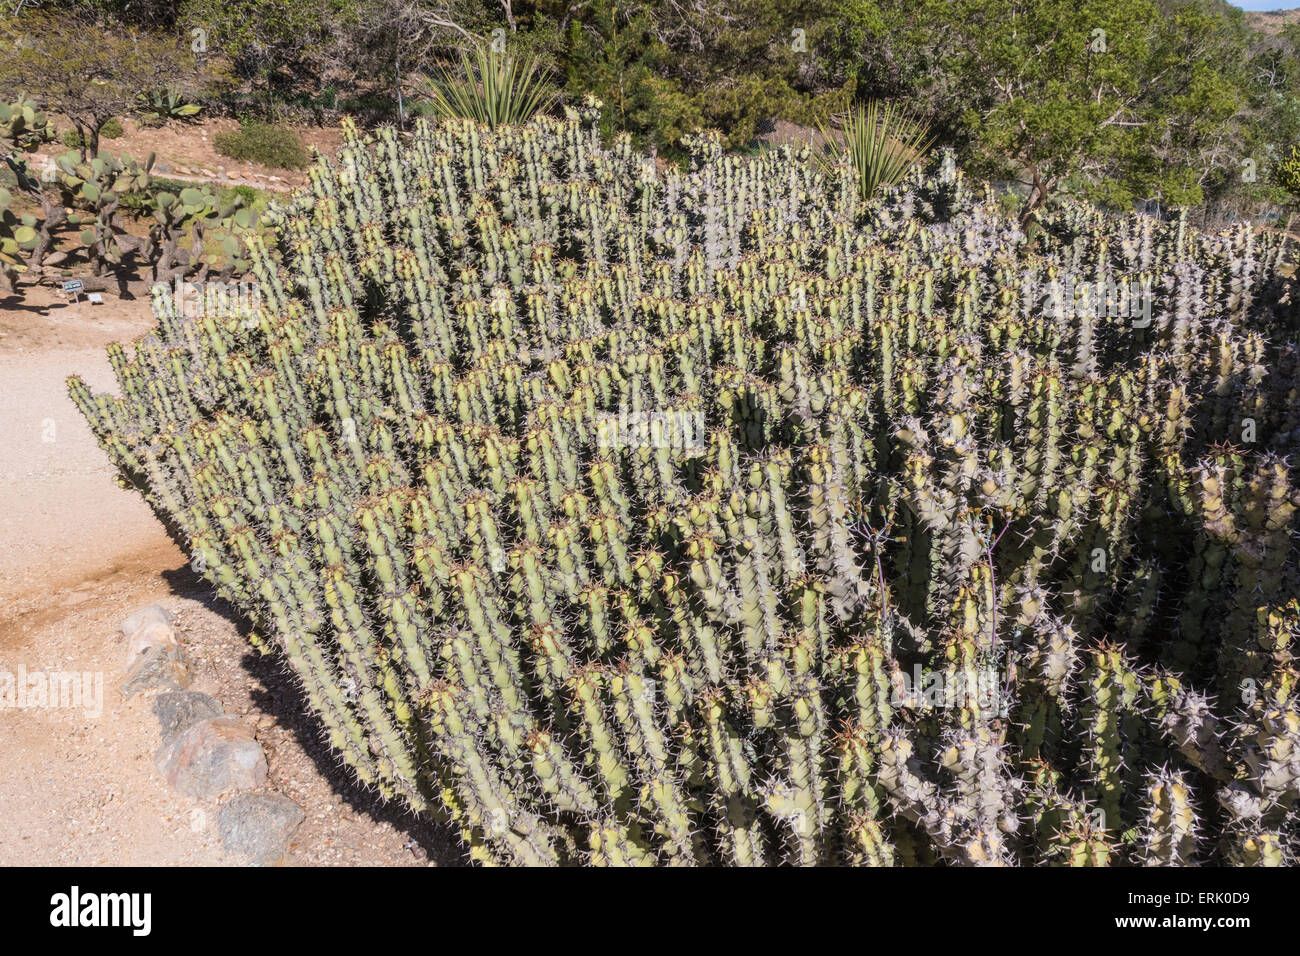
[0,284,462,866]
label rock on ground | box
[121,604,174,638]
[122,604,180,670]
[218,792,306,865]
[155,715,267,801]
[120,644,191,699]
[152,691,222,742]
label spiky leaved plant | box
[135,86,202,126]
[816,99,934,200]
[70,101,1300,866]
[418,44,555,129]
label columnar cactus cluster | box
[71,101,1300,865]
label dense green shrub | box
[228,184,261,205]
[1276,143,1300,207]
[214,120,310,169]
[72,105,1300,866]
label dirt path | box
[0,286,459,866]
[0,289,172,613]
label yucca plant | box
[816,100,934,200]
[417,44,555,129]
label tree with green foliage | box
[547,0,844,153]
[830,0,1264,221]
[1234,19,1300,224]
[352,0,512,126]
[0,7,209,157]
[178,0,356,108]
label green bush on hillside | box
[214,120,310,170]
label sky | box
[1233,1,1298,10]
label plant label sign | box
[62,279,84,293]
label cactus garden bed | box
[70,102,1300,866]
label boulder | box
[121,604,179,671]
[217,792,305,865]
[120,644,190,698]
[152,691,222,742]
[155,716,267,801]
[121,604,175,638]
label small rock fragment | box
[153,691,222,742]
[155,716,267,801]
[120,644,191,698]
[121,604,174,636]
[218,792,305,865]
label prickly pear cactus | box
[52,150,155,274]
[70,102,1300,865]
[147,184,254,282]
[0,99,54,292]
[0,185,39,292]
[0,99,54,153]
